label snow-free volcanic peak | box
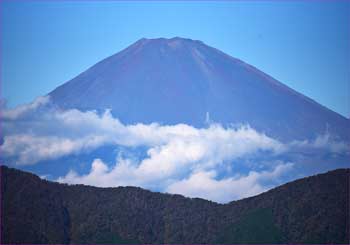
[49,37,349,141]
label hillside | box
[1,165,349,244]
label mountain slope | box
[1,165,349,244]
[49,37,350,141]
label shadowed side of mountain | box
[1,165,349,244]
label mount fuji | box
[1,37,349,203]
[49,37,349,142]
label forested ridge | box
[1,165,349,244]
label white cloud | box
[133,124,285,181]
[57,156,294,203]
[290,133,349,154]
[1,97,284,165]
[57,157,145,188]
[2,96,348,203]
[1,134,109,164]
[2,96,50,120]
[166,162,294,203]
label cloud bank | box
[1,96,285,165]
[166,162,294,202]
[57,157,294,203]
[1,96,349,203]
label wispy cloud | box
[290,133,349,153]
[2,96,50,120]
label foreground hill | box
[49,37,349,141]
[1,166,349,244]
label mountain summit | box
[49,37,349,141]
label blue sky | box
[1,1,350,117]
